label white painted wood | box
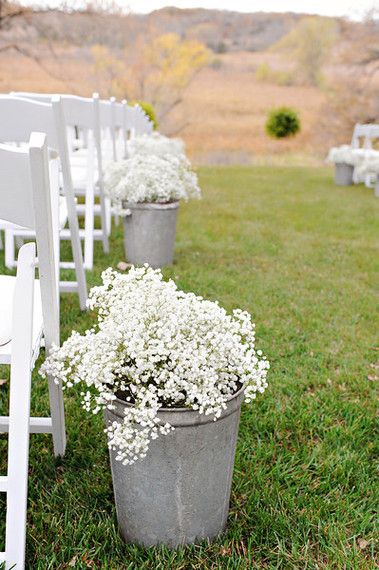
[11,92,149,253]
[114,99,129,159]
[29,132,66,456]
[94,93,111,247]
[84,132,95,269]
[0,134,66,458]
[0,95,88,310]
[0,416,53,433]
[10,91,110,276]
[27,92,111,258]
[51,96,88,310]
[2,241,35,570]
[58,281,80,292]
[0,276,43,366]
[351,123,379,151]
[60,228,106,240]
[99,97,117,163]
[55,93,111,250]
[0,476,8,492]
[350,123,379,186]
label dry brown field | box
[0,47,328,165]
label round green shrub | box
[265,107,300,139]
[136,101,158,130]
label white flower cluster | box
[40,266,269,465]
[354,152,379,183]
[127,132,185,157]
[326,145,369,166]
[104,153,201,208]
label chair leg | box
[99,186,110,254]
[105,197,112,237]
[64,193,88,312]
[83,179,95,271]
[4,242,35,570]
[5,363,32,570]
[47,374,66,457]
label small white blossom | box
[40,267,269,465]
[353,151,379,183]
[104,153,201,210]
[127,132,185,158]
[326,145,370,167]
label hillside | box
[0,4,369,163]
[2,5,331,52]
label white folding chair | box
[11,92,110,270]
[350,123,379,186]
[72,96,139,232]
[0,241,36,570]
[0,95,88,309]
[0,132,66,458]
[63,94,119,246]
[351,124,373,150]
[61,93,111,265]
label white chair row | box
[0,95,88,309]
[0,93,153,289]
[351,123,379,150]
[0,96,153,568]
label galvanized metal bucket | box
[334,163,354,186]
[122,201,179,268]
[105,387,244,548]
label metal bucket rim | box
[108,385,245,427]
[122,201,179,211]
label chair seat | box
[0,275,43,367]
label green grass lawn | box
[1,166,378,569]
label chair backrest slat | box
[11,92,96,129]
[0,133,60,347]
[29,133,60,346]
[351,123,379,149]
[0,96,58,147]
[60,95,96,129]
[0,145,35,228]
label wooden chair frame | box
[0,135,66,568]
[0,132,66,456]
[10,92,110,270]
[0,241,36,569]
[0,95,88,310]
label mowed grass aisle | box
[1,166,378,569]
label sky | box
[23,0,379,20]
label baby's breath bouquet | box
[104,153,201,211]
[326,145,367,166]
[41,266,269,466]
[127,132,185,157]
